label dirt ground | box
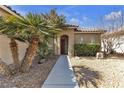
[70,56,124,88]
[0,55,58,88]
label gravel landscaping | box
[0,55,58,88]
[70,56,124,88]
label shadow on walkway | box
[73,66,102,88]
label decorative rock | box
[8,64,20,74]
[0,58,11,76]
[38,59,46,64]
[96,52,104,59]
[75,56,80,60]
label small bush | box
[38,42,53,59]
[74,44,100,56]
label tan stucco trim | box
[0,5,22,19]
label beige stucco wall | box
[0,35,28,65]
[55,29,75,56]
[75,33,101,44]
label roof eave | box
[0,5,22,19]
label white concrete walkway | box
[42,55,79,88]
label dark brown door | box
[60,35,68,55]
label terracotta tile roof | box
[62,24,79,28]
[75,28,107,33]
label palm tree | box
[42,9,66,54]
[0,14,56,72]
[20,11,66,72]
[0,9,66,73]
[16,13,59,72]
[0,16,21,70]
[42,9,66,30]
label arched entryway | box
[60,35,68,55]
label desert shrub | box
[37,42,53,59]
[74,44,100,56]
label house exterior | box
[53,28,106,56]
[0,5,106,65]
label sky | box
[10,5,124,29]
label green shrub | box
[74,44,100,56]
[38,42,53,59]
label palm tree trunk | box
[10,38,20,69]
[53,34,55,55]
[20,36,39,72]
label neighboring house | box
[0,5,106,64]
[0,5,28,65]
[101,30,124,54]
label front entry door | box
[60,35,68,55]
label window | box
[91,37,95,44]
[80,37,83,44]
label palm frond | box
[0,10,66,42]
